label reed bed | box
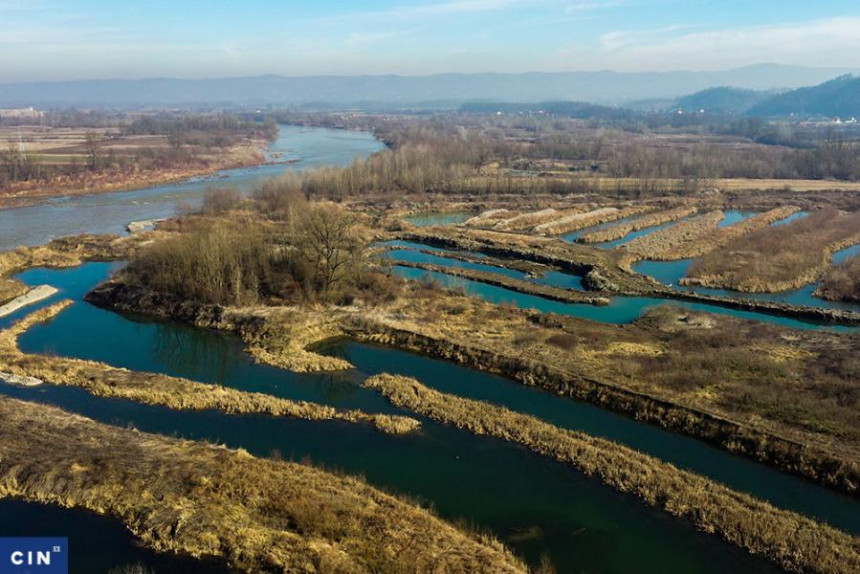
[685,208,860,292]
[365,374,860,574]
[534,206,650,236]
[816,254,860,303]
[671,206,802,260]
[0,302,418,435]
[578,205,697,243]
[0,397,525,573]
[621,211,725,260]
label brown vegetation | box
[685,208,860,292]
[0,397,526,573]
[621,211,726,260]
[0,278,27,306]
[126,203,371,306]
[336,284,860,489]
[364,374,860,574]
[0,233,149,277]
[817,254,860,303]
[534,206,650,236]
[579,205,697,243]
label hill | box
[747,75,860,118]
[675,87,772,115]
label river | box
[0,125,385,251]
[0,127,849,573]
[3,262,791,573]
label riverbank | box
[366,374,860,574]
[0,140,267,210]
[0,285,58,318]
[0,396,525,573]
[0,301,417,434]
[83,274,860,496]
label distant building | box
[0,107,44,119]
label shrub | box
[546,333,578,351]
[201,187,241,215]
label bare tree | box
[84,130,102,171]
[293,206,364,293]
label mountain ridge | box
[1,64,854,108]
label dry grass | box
[621,211,725,260]
[685,209,860,292]
[671,206,802,260]
[0,233,148,276]
[0,278,27,306]
[0,397,526,573]
[578,205,697,243]
[342,285,860,484]
[490,208,565,231]
[364,374,860,574]
[0,302,419,435]
[534,206,650,236]
[817,254,860,303]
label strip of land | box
[0,396,525,573]
[578,205,697,243]
[365,374,860,574]
[0,302,418,435]
[685,209,860,292]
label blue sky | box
[2,0,860,81]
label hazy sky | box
[2,0,860,81]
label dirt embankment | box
[0,397,526,573]
[391,260,610,305]
[366,374,860,574]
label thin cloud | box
[345,29,417,47]
[600,25,697,50]
[322,0,547,24]
[590,17,860,70]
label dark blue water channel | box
[4,262,860,572]
[0,499,234,574]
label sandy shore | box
[0,285,57,318]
